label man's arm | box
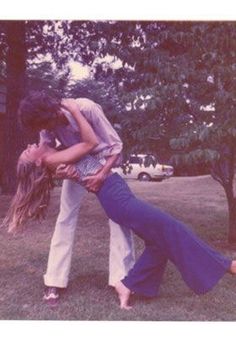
[79,102,123,192]
[78,100,123,159]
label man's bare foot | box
[114,281,132,310]
[230,260,236,274]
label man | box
[19,91,135,305]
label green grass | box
[0,175,236,321]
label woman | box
[4,99,236,310]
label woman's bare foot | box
[114,281,132,310]
[230,260,236,274]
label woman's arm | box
[61,98,98,146]
[43,143,97,167]
[43,100,98,168]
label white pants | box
[44,179,135,288]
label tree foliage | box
[27,60,70,95]
[1,20,236,241]
[68,77,123,125]
[67,21,236,241]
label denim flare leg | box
[97,173,231,297]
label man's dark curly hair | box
[18,91,62,130]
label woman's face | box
[20,143,47,164]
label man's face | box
[33,110,68,132]
[29,110,69,132]
[37,117,60,131]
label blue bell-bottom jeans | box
[97,173,231,297]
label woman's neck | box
[41,143,57,170]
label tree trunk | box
[2,21,27,194]
[211,143,236,243]
[224,185,236,243]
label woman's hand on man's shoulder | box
[61,98,80,116]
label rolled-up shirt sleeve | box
[81,102,123,158]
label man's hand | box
[82,170,107,192]
[54,164,78,180]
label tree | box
[0,20,146,193]
[0,20,134,192]
[0,20,73,193]
[68,77,123,124]
[2,21,27,193]
[1,20,236,244]
[169,23,236,242]
[27,60,70,95]
[76,21,236,242]
[71,21,195,160]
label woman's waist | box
[74,155,104,182]
[96,173,134,201]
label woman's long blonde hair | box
[3,158,54,233]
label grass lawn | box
[0,175,236,321]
